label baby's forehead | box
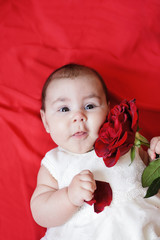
[47,73,108,102]
[46,76,107,106]
[47,73,103,92]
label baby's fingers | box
[80,179,96,193]
[148,148,155,160]
[79,170,96,192]
[155,140,160,155]
[79,170,94,181]
[148,137,160,160]
[81,188,94,202]
[150,137,160,151]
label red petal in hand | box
[86,180,112,213]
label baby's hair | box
[41,63,109,111]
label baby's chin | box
[61,144,94,154]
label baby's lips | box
[73,131,86,136]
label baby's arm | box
[30,166,96,228]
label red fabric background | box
[0,1,160,239]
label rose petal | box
[86,198,96,206]
[103,148,121,167]
[112,131,128,149]
[94,139,109,157]
[86,180,112,213]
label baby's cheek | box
[50,127,63,143]
[92,123,101,140]
[95,117,105,132]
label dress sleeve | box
[41,148,59,181]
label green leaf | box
[130,146,135,164]
[135,132,149,145]
[144,177,160,198]
[142,158,160,187]
[135,132,150,147]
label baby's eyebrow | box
[83,94,101,100]
[51,97,70,105]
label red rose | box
[95,99,138,167]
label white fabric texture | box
[41,147,160,240]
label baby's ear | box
[40,109,50,133]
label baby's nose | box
[72,111,87,122]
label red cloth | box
[0,1,160,239]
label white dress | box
[41,147,160,240]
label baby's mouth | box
[72,131,88,138]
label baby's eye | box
[59,107,70,112]
[85,104,96,110]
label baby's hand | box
[67,170,96,207]
[148,136,160,160]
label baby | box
[31,63,160,240]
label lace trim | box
[112,187,146,205]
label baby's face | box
[40,74,109,154]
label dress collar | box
[58,146,96,158]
